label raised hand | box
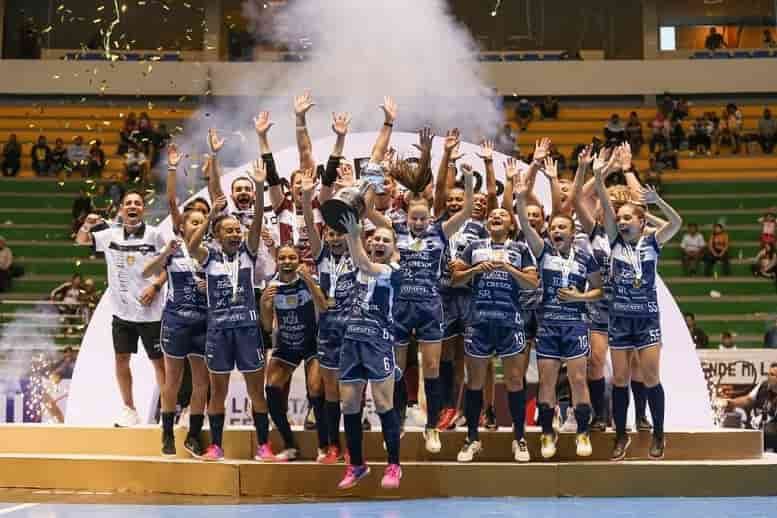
[300,167,317,195]
[504,158,520,181]
[640,185,660,205]
[460,162,474,177]
[383,147,397,165]
[543,157,558,179]
[477,140,494,161]
[339,212,361,236]
[261,227,275,249]
[532,137,552,162]
[412,127,434,154]
[167,143,183,168]
[514,169,530,200]
[294,90,315,117]
[620,141,633,171]
[211,194,228,218]
[208,128,225,154]
[252,158,267,183]
[444,128,461,153]
[164,239,181,256]
[578,144,594,169]
[381,96,398,124]
[332,112,352,136]
[593,147,615,179]
[253,111,273,137]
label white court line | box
[0,504,39,515]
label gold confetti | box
[52,74,61,79]
[76,260,82,267]
[121,4,127,13]
[97,5,105,11]
[57,4,65,11]
[41,26,53,34]
[178,96,187,102]
[93,18,102,24]
[147,101,154,111]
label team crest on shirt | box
[285,295,298,306]
[126,255,135,265]
[410,239,425,252]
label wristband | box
[384,122,393,128]
[167,166,177,171]
[483,158,493,164]
[262,153,281,187]
[152,283,162,293]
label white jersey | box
[92,223,166,322]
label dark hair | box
[71,273,82,281]
[63,346,74,354]
[770,362,777,369]
[211,214,238,235]
[231,176,254,192]
[120,190,145,205]
[184,197,211,213]
[722,331,732,338]
[684,312,695,320]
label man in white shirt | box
[76,191,167,426]
[680,223,706,276]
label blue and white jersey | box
[268,274,318,349]
[588,225,612,318]
[515,230,544,310]
[394,221,448,301]
[461,238,535,328]
[164,242,207,321]
[315,244,357,315]
[537,240,600,324]
[609,233,661,318]
[440,218,488,296]
[345,263,402,342]
[202,242,258,329]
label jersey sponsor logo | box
[108,242,157,254]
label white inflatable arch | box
[66,132,712,429]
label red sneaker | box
[320,445,341,465]
[437,408,457,431]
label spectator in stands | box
[764,29,777,49]
[150,122,171,167]
[669,117,686,151]
[759,208,776,247]
[705,27,726,50]
[80,277,101,324]
[685,313,709,349]
[516,98,533,130]
[50,346,77,381]
[674,98,690,120]
[706,111,722,155]
[549,143,566,171]
[71,188,93,238]
[118,112,138,156]
[660,94,675,118]
[124,142,149,185]
[67,136,89,176]
[50,138,69,174]
[758,109,777,154]
[625,111,644,156]
[718,331,737,350]
[0,236,13,292]
[723,362,777,452]
[1,134,21,177]
[680,222,706,276]
[649,112,670,154]
[641,156,663,193]
[719,104,743,154]
[30,136,52,176]
[539,96,559,119]
[764,320,777,348]
[604,113,626,144]
[704,223,732,277]
[50,273,84,333]
[88,140,105,178]
[136,112,155,157]
[751,242,777,281]
[689,115,713,157]
[496,124,518,157]
[655,146,678,170]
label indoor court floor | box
[1,497,776,517]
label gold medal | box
[126,255,135,266]
[327,297,336,309]
[633,278,642,288]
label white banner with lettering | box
[697,349,777,386]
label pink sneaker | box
[337,464,370,490]
[381,464,402,489]
[201,444,224,461]
[254,443,276,462]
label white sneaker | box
[560,407,577,433]
[274,448,299,462]
[552,406,561,433]
[512,438,531,463]
[456,440,482,462]
[540,433,558,459]
[423,428,442,453]
[176,406,190,430]
[576,433,593,457]
[114,406,140,428]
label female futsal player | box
[142,144,210,458]
[515,161,604,459]
[595,152,682,460]
[261,242,329,461]
[337,212,403,490]
[451,207,539,462]
[367,129,474,453]
[187,160,272,462]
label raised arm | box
[320,112,352,203]
[542,156,564,217]
[298,265,328,312]
[501,158,518,211]
[166,143,184,232]
[593,150,620,243]
[253,111,284,212]
[188,196,225,264]
[572,146,596,234]
[369,96,397,163]
[246,159,267,255]
[478,140,498,213]
[442,163,474,238]
[434,128,460,217]
[514,172,546,258]
[300,168,322,259]
[340,212,385,276]
[641,187,683,246]
[364,189,392,230]
[207,128,226,205]
[293,91,316,172]
[143,239,179,278]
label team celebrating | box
[77,92,682,490]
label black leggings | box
[765,421,777,451]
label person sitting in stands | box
[705,28,726,51]
[684,313,709,349]
[50,138,69,175]
[539,96,559,119]
[516,98,533,131]
[604,114,626,144]
[689,115,713,157]
[67,136,89,176]
[703,223,731,277]
[1,134,21,177]
[88,140,106,178]
[680,223,705,276]
[626,112,644,157]
[723,363,777,452]
[759,209,776,247]
[31,136,52,176]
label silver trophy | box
[321,162,385,233]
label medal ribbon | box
[624,237,644,287]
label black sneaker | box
[649,435,665,460]
[611,435,631,461]
[184,434,203,458]
[162,435,176,457]
[485,406,497,431]
[304,407,317,431]
[590,417,607,432]
[637,416,653,432]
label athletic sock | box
[631,380,647,420]
[209,413,225,447]
[406,365,419,405]
[394,373,407,420]
[310,395,328,449]
[378,410,401,465]
[538,403,554,435]
[507,389,527,441]
[188,414,205,439]
[325,400,341,448]
[464,388,483,442]
[424,376,442,429]
[588,377,606,421]
[343,412,364,466]
[439,360,455,409]
[575,404,593,434]
[252,412,269,446]
[266,385,296,449]
[161,411,175,439]
[612,385,630,438]
[646,383,665,439]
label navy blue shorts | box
[339,336,397,383]
[206,326,265,373]
[160,314,207,359]
[272,340,317,369]
[393,298,444,345]
[589,304,609,334]
[536,323,590,361]
[442,293,468,340]
[608,315,662,350]
[464,322,526,359]
[521,310,539,341]
[317,313,347,370]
